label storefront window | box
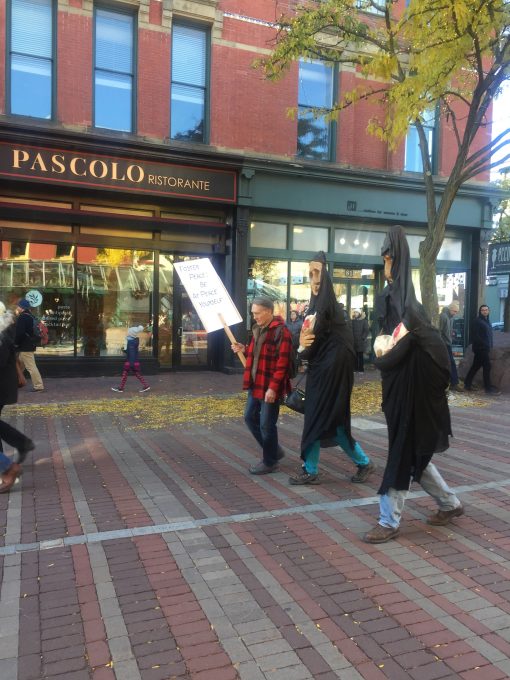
[0,240,75,356]
[407,235,462,261]
[247,259,288,326]
[290,261,312,317]
[76,247,153,357]
[293,226,328,252]
[334,229,385,256]
[249,222,287,249]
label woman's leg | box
[335,427,370,466]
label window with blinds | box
[404,108,437,173]
[9,0,54,119]
[94,7,135,132]
[297,60,335,161]
[171,23,208,143]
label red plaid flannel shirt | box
[242,316,292,399]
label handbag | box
[283,369,307,414]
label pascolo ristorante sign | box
[0,142,237,203]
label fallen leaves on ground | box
[6,381,488,430]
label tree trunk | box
[419,251,439,326]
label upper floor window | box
[297,60,335,161]
[8,0,54,119]
[404,108,437,173]
[356,0,384,15]
[94,8,135,132]
[171,23,208,142]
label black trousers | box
[355,351,365,372]
[464,349,491,391]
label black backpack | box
[273,325,299,379]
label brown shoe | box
[363,524,399,543]
[351,461,375,483]
[0,463,22,494]
[427,505,464,526]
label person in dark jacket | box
[289,252,374,485]
[364,226,463,544]
[0,302,35,494]
[232,297,292,475]
[112,325,151,393]
[286,310,303,346]
[351,310,369,372]
[464,305,500,395]
[15,298,45,392]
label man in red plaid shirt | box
[232,297,292,475]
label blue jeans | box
[244,391,280,466]
[378,462,461,529]
[303,426,370,474]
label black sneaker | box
[351,462,375,483]
[486,387,501,396]
[139,386,151,393]
[111,387,124,393]
[289,470,320,485]
[17,440,35,464]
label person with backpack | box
[0,302,35,493]
[15,299,45,393]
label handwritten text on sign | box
[174,259,242,333]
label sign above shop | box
[488,241,510,275]
[0,142,237,203]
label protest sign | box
[174,258,246,365]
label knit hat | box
[17,298,31,310]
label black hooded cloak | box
[300,252,356,457]
[374,226,451,493]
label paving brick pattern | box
[0,372,509,679]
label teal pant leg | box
[303,440,321,474]
[335,427,370,466]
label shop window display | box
[247,259,288,326]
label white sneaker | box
[111,387,124,393]
[139,386,151,393]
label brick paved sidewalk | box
[1,372,509,680]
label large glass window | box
[407,235,463,261]
[94,8,134,132]
[335,229,386,256]
[171,23,208,142]
[9,0,54,119]
[404,109,437,172]
[293,226,328,252]
[297,60,334,160]
[1,240,75,356]
[77,247,153,357]
[247,259,288,326]
[249,222,287,249]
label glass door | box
[157,254,208,368]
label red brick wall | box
[57,11,92,126]
[138,28,170,139]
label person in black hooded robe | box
[363,226,464,544]
[289,252,374,485]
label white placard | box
[174,258,243,333]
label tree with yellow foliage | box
[261,0,510,322]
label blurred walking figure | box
[464,305,500,395]
[286,310,303,347]
[112,325,151,393]
[438,301,462,391]
[351,310,369,372]
[0,302,35,494]
[15,298,45,392]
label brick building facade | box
[0,0,498,374]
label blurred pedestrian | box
[438,301,462,391]
[286,310,303,346]
[289,252,374,486]
[464,305,500,395]
[0,302,35,494]
[15,298,45,393]
[351,310,369,372]
[231,297,292,475]
[112,325,151,393]
[364,226,462,544]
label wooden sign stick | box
[219,313,246,367]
